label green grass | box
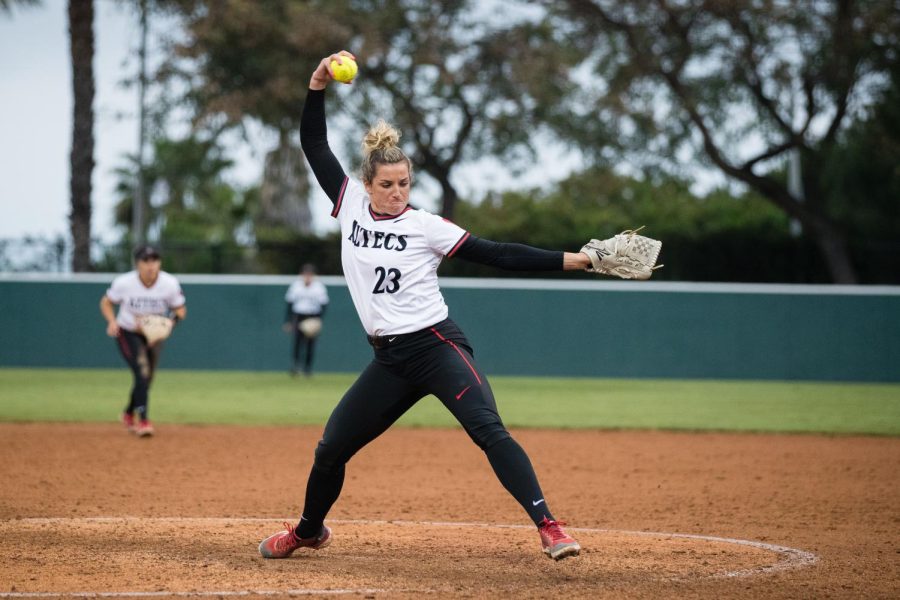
[1,368,899,435]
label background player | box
[99,245,187,437]
[283,263,330,376]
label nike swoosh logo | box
[393,217,408,223]
[532,499,545,506]
[388,337,397,342]
[455,386,471,400]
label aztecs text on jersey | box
[334,178,469,336]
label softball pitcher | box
[259,51,658,561]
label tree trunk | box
[800,157,859,284]
[259,129,312,234]
[755,179,859,283]
[68,0,95,272]
[805,214,859,284]
[439,179,459,221]
[425,167,459,220]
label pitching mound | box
[1,423,897,598]
[1,517,814,597]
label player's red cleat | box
[135,419,154,437]
[538,517,581,560]
[258,522,332,559]
[121,412,136,433]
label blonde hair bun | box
[362,119,402,156]
[360,119,412,183]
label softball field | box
[1,422,898,598]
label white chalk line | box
[0,592,386,599]
[0,517,818,597]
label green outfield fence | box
[1,274,898,382]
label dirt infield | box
[1,423,898,598]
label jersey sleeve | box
[105,275,126,304]
[422,212,469,256]
[165,277,187,309]
[333,178,366,220]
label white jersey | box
[332,178,469,336]
[285,279,330,314]
[105,270,186,332]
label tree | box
[68,0,95,271]
[340,0,577,219]
[160,1,576,220]
[545,0,899,283]
[112,135,253,272]
[158,0,346,237]
[822,60,900,239]
[258,129,312,235]
[450,167,814,282]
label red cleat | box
[258,521,332,559]
[538,517,581,560]
[135,420,154,437]
[121,412,136,433]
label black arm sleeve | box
[453,235,564,271]
[300,89,346,205]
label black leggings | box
[115,329,160,419]
[296,318,555,537]
[291,313,320,372]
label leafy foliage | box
[543,0,900,282]
[111,135,254,273]
[822,61,900,241]
[157,0,579,219]
[447,168,813,281]
[339,1,579,217]
[81,0,899,282]
[167,0,350,130]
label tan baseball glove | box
[581,227,663,280]
[298,317,323,338]
[137,314,175,345]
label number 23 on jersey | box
[373,267,401,294]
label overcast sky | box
[0,0,592,247]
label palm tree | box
[68,0,94,271]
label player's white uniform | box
[285,279,329,314]
[332,178,470,336]
[105,271,186,332]
[281,88,575,554]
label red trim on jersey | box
[430,327,482,385]
[368,205,412,221]
[330,177,349,218]
[447,232,471,258]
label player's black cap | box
[133,244,161,261]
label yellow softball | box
[330,57,358,83]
